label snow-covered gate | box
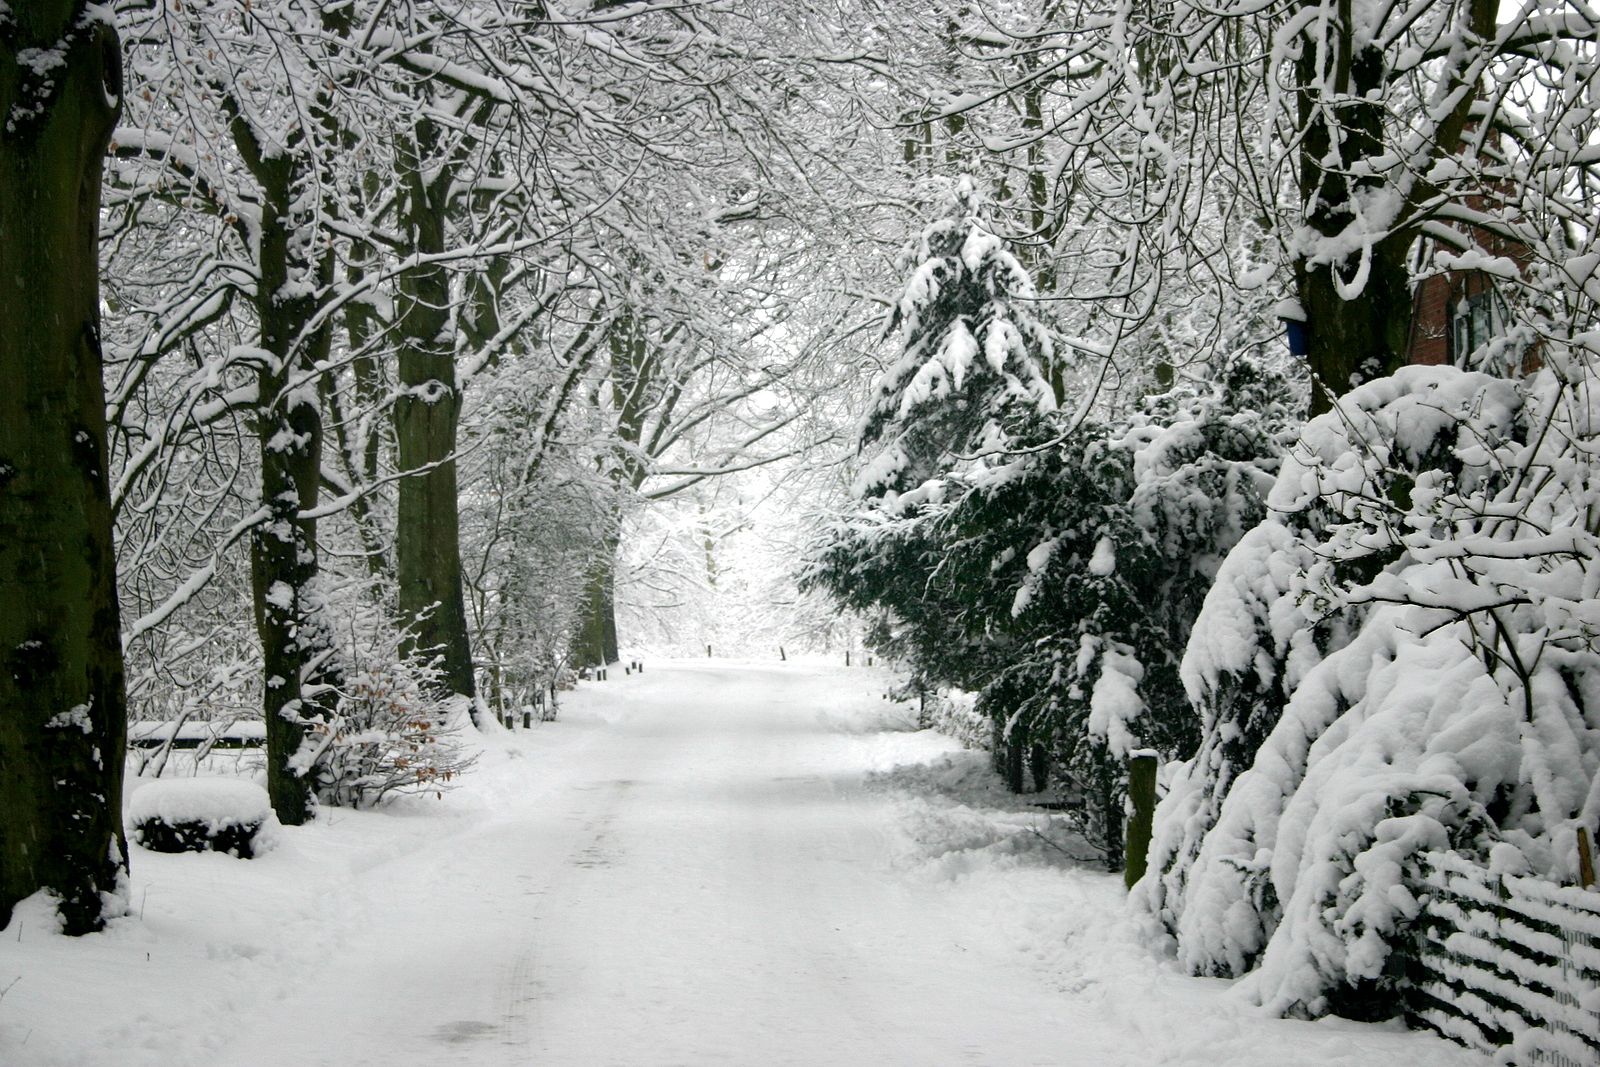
[1404,850,1600,1066]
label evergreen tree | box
[855,176,1056,504]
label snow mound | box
[127,778,279,857]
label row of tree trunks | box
[0,1,130,933]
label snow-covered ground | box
[1,661,1485,1066]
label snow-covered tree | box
[855,177,1057,504]
[887,0,1599,418]
[1139,361,1600,1018]
[810,182,1294,864]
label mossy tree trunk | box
[393,115,476,703]
[572,530,621,670]
[0,1,130,934]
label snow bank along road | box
[3,661,1485,1066]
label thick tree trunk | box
[572,536,621,669]
[251,367,334,825]
[394,122,475,702]
[1294,10,1411,415]
[0,3,129,934]
[248,158,341,826]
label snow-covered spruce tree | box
[1139,362,1600,1019]
[854,176,1057,504]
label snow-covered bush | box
[304,656,477,809]
[1138,363,1600,1018]
[128,779,277,859]
[919,688,990,751]
[257,576,479,810]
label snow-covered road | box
[3,661,1484,1066]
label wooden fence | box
[1405,849,1600,1066]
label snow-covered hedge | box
[1137,364,1600,1018]
[128,778,277,858]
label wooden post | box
[845,650,851,667]
[1579,826,1596,889]
[707,644,713,658]
[522,710,532,729]
[1124,752,1159,891]
[779,646,786,661]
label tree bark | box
[393,118,475,702]
[238,132,341,826]
[572,532,621,669]
[0,2,130,934]
[1294,6,1412,415]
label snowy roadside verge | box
[855,713,1491,1066]
[0,691,605,1067]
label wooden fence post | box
[1124,751,1159,890]
[1579,826,1596,889]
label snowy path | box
[3,661,1484,1066]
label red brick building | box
[1404,187,1537,373]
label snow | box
[1,662,1486,1066]
[1087,645,1145,759]
[44,705,93,734]
[1088,536,1116,576]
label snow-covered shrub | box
[919,688,990,751]
[1139,363,1600,1018]
[304,658,476,809]
[265,577,480,809]
[128,779,277,858]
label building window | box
[1450,286,1512,369]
